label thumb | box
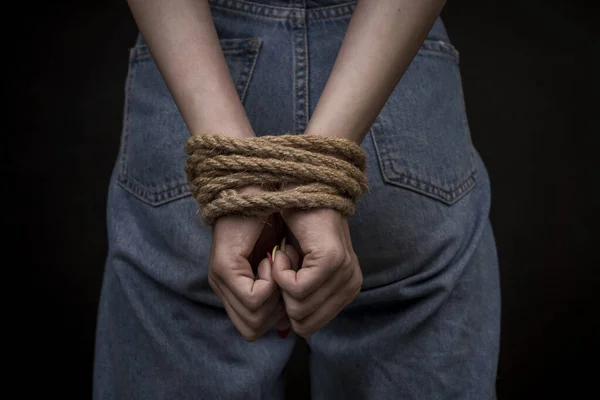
[256,256,273,282]
[272,243,300,295]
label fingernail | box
[280,237,286,252]
[272,245,279,262]
[277,328,290,339]
[267,252,272,262]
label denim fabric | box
[94,1,500,399]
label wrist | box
[304,123,364,145]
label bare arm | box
[127,0,254,138]
[306,0,447,143]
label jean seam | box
[209,0,356,21]
[303,10,310,128]
[213,0,296,13]
[117,50,136,187]
[307,14,354,22]
[307,3,356,22]
[238,38,262,104]
[210,1,302,22]
[117,177,191,206]
[129,42,260,63]
[118,38,261,206]
[122,173,189,192]
[210,4,293,21]
[292,5,308,133]
[370,119,477,204]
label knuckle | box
[343,284,355,298]
[344,251,355,268]
[355,270,363,288]
[342,263,355,280]
[291,321,312,339]
[236,324,260,342]
[286,303,305,321]
[348,276,362,296]
[210,259,228,278]
[242,331,259,342]
[289,285,310,301]
[246,313,265,330]
[342,279,359,299]
[312,241,345,267]
[244,293,262,311]
[324,244,347,267]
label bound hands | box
[209,189,363,341]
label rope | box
[185,134,368,225]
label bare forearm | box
[127,0,254,138]
[306,0,446,143]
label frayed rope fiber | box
[184,134,369,225]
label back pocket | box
[370,39,476,204]
[117,37,262,205]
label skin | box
[127,0,446,340]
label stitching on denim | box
[124,175,189,193]
[456,55,475,180]
[373,118,477,204]
[209,0,355,21]
[369,95,477,205]
[292,19,307,132]
[291,3,308,133]
[307,3,355,22]
[381,169,477,204]
[419,40,460,61]
[213,0,295,13]
[292,21,298,132]
[117,49,136,186]
[210,5,292,21]
[129,42,258,63]
[307,14,354,22]
[303,15,310,126]
[118,38,262,205]
[210,1,298,21]
[368,38,470,203]
[238,38,262,104]
[126,172,189,191]
[117,178,191,206]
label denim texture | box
[94,1,500,399]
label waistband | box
[208,0,357,21]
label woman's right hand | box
[208,187,294,341]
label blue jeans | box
[94,1,500,398]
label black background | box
[12,0,599,398]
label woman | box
[94,0,500,398]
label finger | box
[283,243,301,272]
[273,247,345,300]
[215,273,282,331]
[271,244,294,332]
[290,269,361,338]
[257,254,273,281]
[283,261,353,321]
[211,275,287,341]
[217,256,278,311]
[271,248,297,295]
[209,276,262,341]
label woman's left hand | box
[272,208,363,338]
